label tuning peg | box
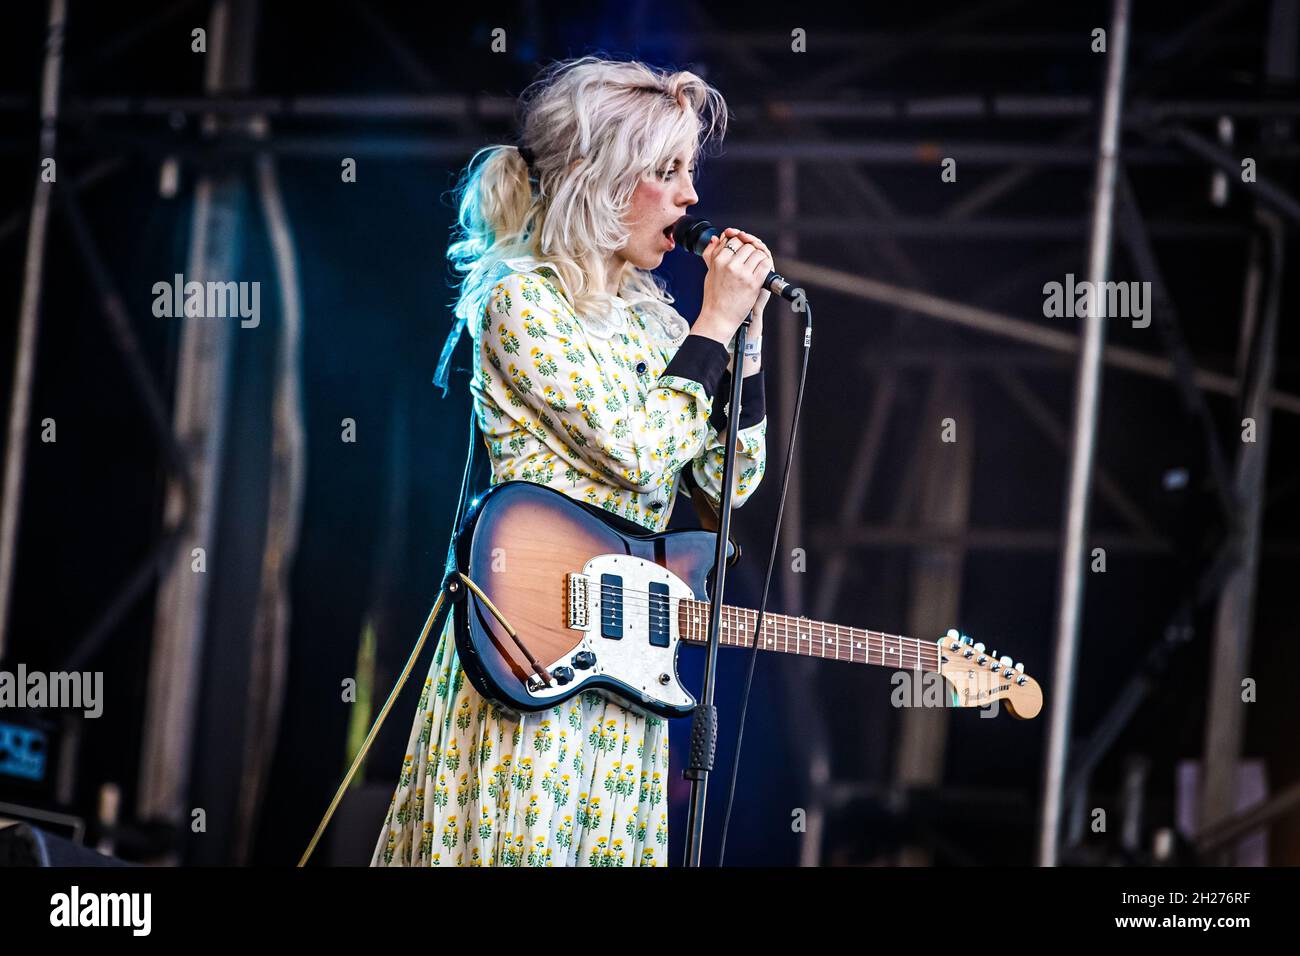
[973,642,985,653]
[962,635,975,646]
[999,655,1012,667]
[946,628,960,640]
[1015,662,1024,673]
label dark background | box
[0,0,1296,866]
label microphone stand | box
[682,310,752,868]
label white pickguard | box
[524,553,696,713]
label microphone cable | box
[717,295,812,866]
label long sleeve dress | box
[371,256,767,866]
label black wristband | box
[660,333,730,402]
[708,367,766,433]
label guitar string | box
[586,582,1001,655]
[476,569,986,669]
[590,584,941,650]
[585,580,1008,671]
[589,581,940,645]
[577,581,948,666]
[493,582,1012,680]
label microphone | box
[672,215,803,303]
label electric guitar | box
[449,479,1043,720]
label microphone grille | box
[672,216,712,252]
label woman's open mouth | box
[662,224,675,250]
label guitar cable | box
[716,297,812,866]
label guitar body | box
[451,480,733,719]
[448,480,1044,721]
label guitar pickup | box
[566,573,590,629]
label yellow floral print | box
[372,259,768,867]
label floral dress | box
[371,257,767,866]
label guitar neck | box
[676,598,940,672]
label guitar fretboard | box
[675,598,941,671]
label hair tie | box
[516,144,540,196]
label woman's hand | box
[694,227,774,347]
[724,228,772,326]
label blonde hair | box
[433,55,728,392]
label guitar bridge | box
[566,573,590,629]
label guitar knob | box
[973,642,985,654]
[976,656,988,666]
[946,628,960,651]
[999,655,1013,667]
[572,651,596,670]
[1016,676,1027,686]
[962,635,974,646]
[552,666,575,685]
[1015,662,1024,673]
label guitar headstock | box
[936,629,1043,719]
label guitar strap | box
[681,466,721,532]
[447,397,497,562]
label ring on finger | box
[724,239,740,253]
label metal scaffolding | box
[2,0,1296,865]
[1038,0,1132,868]
[0,0,66,661]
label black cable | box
[445,399,480,574]
[717,296,812,866]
